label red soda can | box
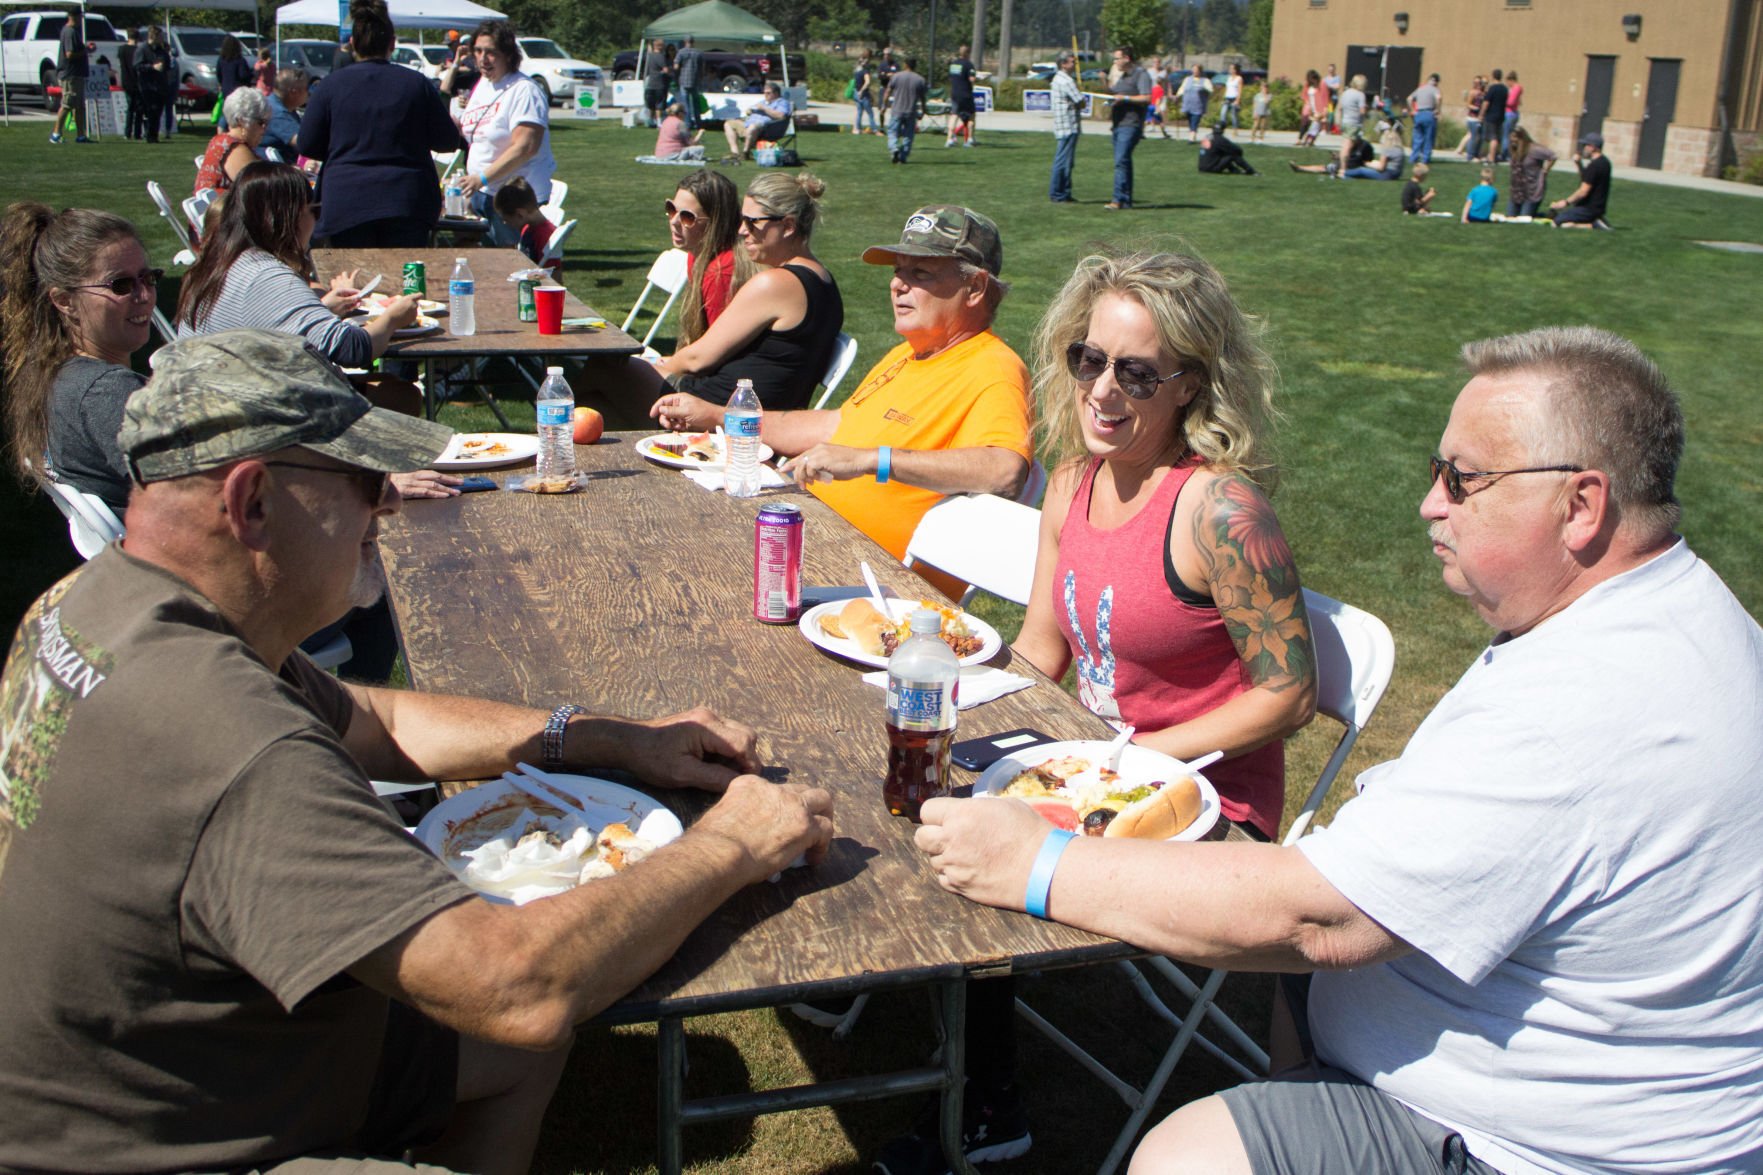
[753,502,803,623]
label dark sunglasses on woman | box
[1065,341,1184,400]
[74,269,164,298]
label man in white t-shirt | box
[913,326,1763,1175]
[448,20,555,247]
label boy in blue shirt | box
[1462,167,1498,223]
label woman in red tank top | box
[1014,251,1317,838]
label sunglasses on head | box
[663,199,699,227]
[1065,342,1184,400]
[75,268,163,298]
[1428,454,1584,504]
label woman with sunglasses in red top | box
[1,203,155,513]
[665,169,753,347]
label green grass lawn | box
[4,117,1761,1173]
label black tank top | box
[680,263,844,410]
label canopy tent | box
[636,0,789,90]
[275,0,504,33]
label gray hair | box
[223,86,269,128]
[956,259,1009,318]
[273,67,310,96]
[1462,326,1684,539]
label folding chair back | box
[1284,588,1395,842]
[147,180,192,253]
[809,332,859,409]
[540,218,577,268]
[903,494,1040,607]
[433,149,462,184]
[42,478,124,561]
[618,248,691,348]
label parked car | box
[611,45,807,94]
[516,37,605,107]
[392,42,445,83]
[276,39,337,84]
[0,10,122,108]
[163,25,234,97]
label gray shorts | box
[1219,1064,1501,1175]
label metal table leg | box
[657,1015,687,1175]
[935,979,979,1175]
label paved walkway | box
[806,100,1763,199]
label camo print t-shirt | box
[0,547,469,1172]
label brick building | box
[1269,0,1763,177]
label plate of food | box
[414,773,684,905]
[798,596,1002,669]
[359,293,447,316]
[636,432,774,470]
[974,741,1220,841]
[433,432,541,470]
[393,314,443,337]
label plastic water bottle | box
[444,182,464,217]
[883,608,960,821]
[448,256,475,337]
[723,378,762,498]
[535,366,576,479]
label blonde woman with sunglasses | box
[1015,250,1317,841]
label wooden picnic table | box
[375,431,1171,1171]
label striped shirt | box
[1051,69,1083,137]
[177,249,372,369]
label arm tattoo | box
[1190,475,1315,694]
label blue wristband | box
[1023,828,1076,919]
[876,445,892,484]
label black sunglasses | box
[663,199,699,228]
[740,213,783,234]
[1429,454,1584,504]
[74,268,164,298]
[1065,342,1184,400]
[262,461,390,505]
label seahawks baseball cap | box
[862,205,1004,277]
[120,329,453,484]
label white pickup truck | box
[0,10,122,109]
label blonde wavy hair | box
[1032,250,1280,486]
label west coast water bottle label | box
[536,402,571,426]
[887,679,953,731]
[449,279,474,296]
[728,414,762,439]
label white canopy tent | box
[274,0,505,34]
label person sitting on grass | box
[1402,162,1438,214]
[1343,123,1406,180]
[722,83,791,163]
[492,176,558,275]
[1288,135,1374,179]
[651,100,704,162]
[1463,166,1498,223]
[1196,123,1256,175]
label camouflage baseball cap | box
[862,205,1004,276]
[120,330,453,484]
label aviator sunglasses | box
[663,200,699,228]
[73,268,164,298]
[1065,342,1184,400]
[1429,454,1584,504]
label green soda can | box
[402,262,426,297]
[517,279,538,322]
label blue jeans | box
[1185,109,1204,134]
[855,93,879,133]
[1508,197,1541,217]
[470,190,519,248]
[1463,120,1482,159]
[678,86,702,129]
[1222,98,1239,128]
[1344,166,1398,179]
[1049,132,1078,201]
[1111,123,1142,205]
[1500,111,1519,160]
[1412,109,1436,163]
[887,113,917,160]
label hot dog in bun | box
[1101,776,1204,840]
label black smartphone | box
[457,476,499,493]
[951,728,1059,772]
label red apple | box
[572,406,604,445]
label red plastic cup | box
[533,285,564,335]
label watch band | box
[542,704,587,770]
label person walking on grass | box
[1048,51,1084,203]
[945,44,977,147]
[884,56,927,164]
[1105,45,1152,209]
[673,36,704,133]
[1174,63,1212,142]
[49,8,90,144]
[1250,80,1270,142]
[1221,62,1244,130]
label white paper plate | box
[433,433,541,470]
[973,740,1221,841]
[797,596,1003,670]
[414,773,684,904]
[636,432,774,470]
[393,315,443,337]
[360,295,446,316]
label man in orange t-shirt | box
[651,205,1033,595]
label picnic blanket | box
[636,151,707,166]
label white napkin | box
[861,665,1035,709]
[680,465,789,492]
[506,267,551,282]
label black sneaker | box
[872,1082,1032,1173]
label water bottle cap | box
[455,256,467,263]
[545,365,563,376]
[909,608,942,636]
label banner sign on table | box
[973,86,992,114]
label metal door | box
[1580,55,1614,140]
[1636,58,1680,169]
[1382,46,1423,109]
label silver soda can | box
[753,502,804,623]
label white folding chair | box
[1017,588,1397,1175]
[541,178,568,216]
[147,180,193,254]
[903,493,1041,607]
[809,332,859,409]
[540,218,577,269]
[433,149,462,184]
[618,248,691,348]
[41,477,125,561]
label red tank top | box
[1053,458,1285,837]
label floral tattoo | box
[1192,475,1313,692]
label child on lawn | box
[1402,162,1437,214]
[1250,84,1270,142]
[1462,167,1498,223]
[493,178,560,276]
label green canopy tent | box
[636,0,789,91]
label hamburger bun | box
[1103,777,1203,841]
[831,598,895,655]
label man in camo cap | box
[0,329,832,1172]
[651,204,1033,596]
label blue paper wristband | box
[1023,828,1076,919]
[876,445,892,484]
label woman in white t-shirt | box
[445,19,556,246]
